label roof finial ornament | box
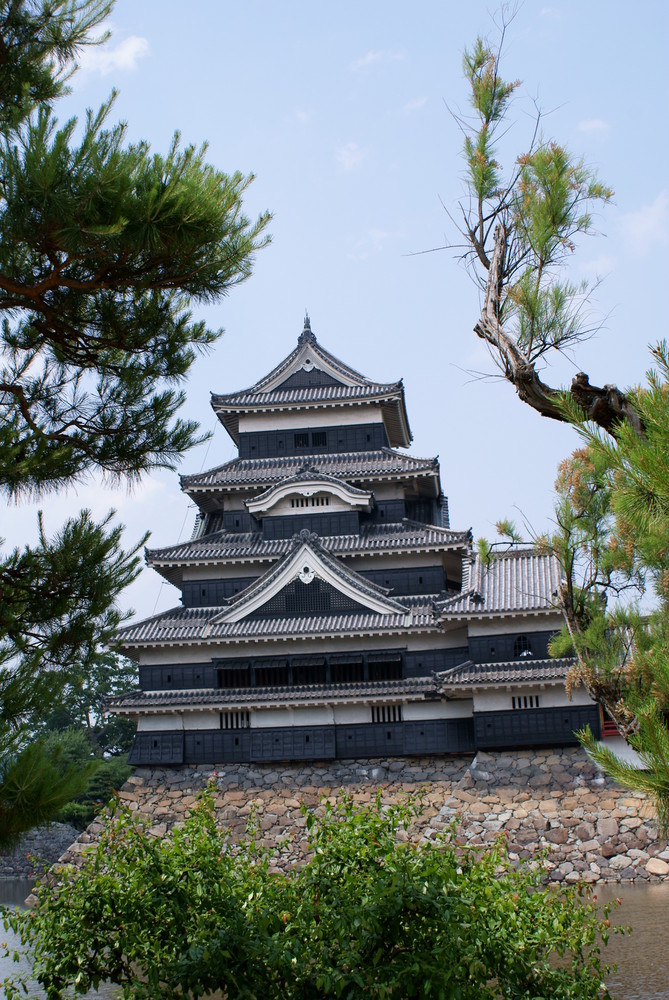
[298,310,316,346]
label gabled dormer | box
[212,317,412,452]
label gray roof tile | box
[438,657,574,687]
[181,449,439,491]
[119,604,439,646]
[109,676,438,711]
[437,548,563,617]
[147,519,471,566]
[212,382,404,409]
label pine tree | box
[0,0,271,847]
[455,16,669,825]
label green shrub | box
[2,790,620,999]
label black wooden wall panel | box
[474,705,601,749]
[402,718,475,755]
[182,577,258,608]
[262,510,360,540]
[404,648,470,677]
[469,630,556,664]
[184,730,251,763]
[250,726,336,761]
[358,565,446,596]
[238,422,389,459]
[335,723,404,758]
[139,663,217,691]
[129,731,184,765]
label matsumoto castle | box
[111,319,601,766]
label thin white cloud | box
[579,254,616,279]
[336,141,365,171]
[540,6,562,16]
[350,49,405,72]
[348,228,397,261]
[294,109,311,125]
[78,35,150,76]
[620,191,669,255]
[578,118,610,134]
[402,96,427,114]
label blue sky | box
[3,1,668,621]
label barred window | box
[371,704,403,724]
[220,711,250,729]
[513,634,532,658]
[311,431,327,448]
[511,695,540,710]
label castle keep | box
[111,320,600,765]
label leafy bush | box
[2,790,620,999]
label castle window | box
[513,635,532,658]
[312,431,327,448]
[220,711,250,729]
[371,704,402,724]
[294,432,309,448]
[512,695,540,710]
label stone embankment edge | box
[54,748,669,884]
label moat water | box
[1,878,668,998]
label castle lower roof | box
[119,603,440,650]
[108,676,439,713]
[437,657,574,689]
[437,548,563,619]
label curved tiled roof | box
[437,548,563,618]
[146,520,472,574]
[119,603,439,647]
[108,676,439,712]
[437,657,574,687]
[211,325,412,447]
[213,381,405,409]
[181,449,439,495]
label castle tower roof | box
[211,318,412,448]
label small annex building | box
[111,319,601,766]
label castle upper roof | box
[181,448,441,509]
[211,318,412,447]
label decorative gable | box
[213,531,409,624]
[246,467,373,517]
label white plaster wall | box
[269,495,353,517]
[467,614,563,637]
[348,552,448,571]
[138,648,214,666]
[137,715,183,731]
[251,706,335,728]
[472,686,594,712]
[183,712,220,729]
[238,406,384,433]
[403,700,473,720]
[181,566,259,583]
[332,705,371,724]
[600,735,643,768]
[371,483,405,500]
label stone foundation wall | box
[0,822,81,878]
[60,749,669,883]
